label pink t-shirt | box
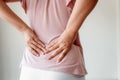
[20,0,87,76]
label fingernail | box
[56,60,61,63]
[36,54,39,57]
[48,57,51,60]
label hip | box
[19,66,85,80]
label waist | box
[31,26,77,44]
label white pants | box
[19,66,85,80]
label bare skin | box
[0,0,47,57]
[46,0,98,63]
[0,0,98,63]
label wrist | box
[20,25,31,34]
[64,29,77,38]
[62,29,77,44]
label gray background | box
[0,0,119,80]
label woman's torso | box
[25,0,74,44]
[20,0,87,76]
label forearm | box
[0,0,29,33]
[65,0,98,36]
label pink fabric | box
[20,0,87,76]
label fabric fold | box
[65,0,76,11]
[19,0,87,76]
[20,0,27,13]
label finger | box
[45,41,56,53]
[31,40,46,53]
[28,42,41,56]
[47,47,63,60]
[47,43,59,52]
[32,30,45,47]
[28,47,39,56]
[56,49,68,63]
[34,38,45,48]
[47,40,57,48]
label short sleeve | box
[65,0,76,13]
[65,0,76,8]
[20,0,27,13]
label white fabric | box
[19,66,85,80]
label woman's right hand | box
[22,28,47,57]
[0,0,47,56]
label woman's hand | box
[46,30,76,63]
[22,28,47,57]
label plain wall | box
[0,0,118,80]
[80,0,117,79]
[0,3,26,80]
[117,0,120,79]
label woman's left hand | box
[45,30,76,63]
